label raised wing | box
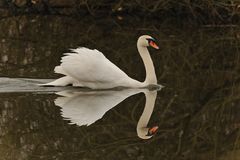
[55,89,143,126]
[55,47,130,86]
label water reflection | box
[136,90,158,139]
[55,88,160,139]
[0,14,240,159]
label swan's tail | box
[38,76,76,87]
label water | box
[0,15,240,159]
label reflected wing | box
[55,47,129,84]
[55,89,143,126]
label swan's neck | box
[137,44,157,85]
[137,91,157,127]
[137,91,157,139]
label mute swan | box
[41,35,159,89]
[55,88,160,139]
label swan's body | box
[55,89,143,126]
[55,88,160,139]
[41,35,159,89]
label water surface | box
[0,15,240,160]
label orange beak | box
[148,126,159,135]
[149,41,159,49]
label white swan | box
[41,35,159,89]
[55,88,160,139]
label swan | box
[40,35,159,89]
[55,88,160,139]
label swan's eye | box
[147,38,159,49]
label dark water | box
[0,15,240,159]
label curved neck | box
[137,43,157,85]
[137,91,157,139]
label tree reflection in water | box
[0,15,240,160]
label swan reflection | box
[55,88,161,139]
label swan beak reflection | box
[147,126,159,136]
[149,41,159,49]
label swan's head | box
[137,125,159,139]
[138,35,159,49]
